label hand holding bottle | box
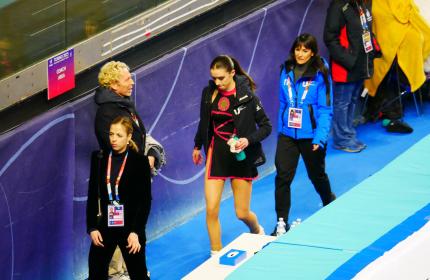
[227,136,247,161]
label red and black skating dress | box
[207,88,258,180]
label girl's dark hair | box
[110,116,139,152]
[210,55,256,92]
[287,33,330,88]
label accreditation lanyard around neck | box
[357,4,369,31]
[106,151,128,203]
[286,76,312,108]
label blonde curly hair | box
[98,61,130,88]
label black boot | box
[383,119,413,133]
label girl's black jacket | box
[86,149,152,239]
[194,75,272,166]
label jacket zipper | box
[294,79,298,139]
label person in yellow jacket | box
[364,0,430,132]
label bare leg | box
[231,179,260,233]
[204,147,225,251]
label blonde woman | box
[87,116,151,279]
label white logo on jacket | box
[234,105,246,115]
[302,81,315,87]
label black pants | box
[367,58,408,120]
[88,229,149,280]
[274,135,335,223]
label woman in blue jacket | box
[273,34,336,235]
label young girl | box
[273,34,336,235]
[192,55,272,255]
[87,116,151,279]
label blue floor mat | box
[229,132,430,279]
[146,101,430,280]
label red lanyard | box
[106,151,128,202]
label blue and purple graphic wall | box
[0,0,330,278]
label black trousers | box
[366,58,408,120]
[88,229,149,280]
[274,134,335,223]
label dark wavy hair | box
[210,55,256,92]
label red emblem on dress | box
[218,96,230,112]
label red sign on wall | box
[47,49,75,100]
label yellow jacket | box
[365,0,430,95]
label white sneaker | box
[258,225,265,235]
[210,250,220,257]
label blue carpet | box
[229,132,430,279]
[146,101,430,280]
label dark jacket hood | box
[94,87,135,110]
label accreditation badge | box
[107,204,124,227]
[287,108,303,129]
[362,31,373,53]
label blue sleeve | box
[312,76,333,147]
[278,70,288,133]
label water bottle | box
[228,136,246,161]
[276,218,287,236]
[291,218,302,229]
[234,136,246,161]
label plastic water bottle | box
[233,136,246,161]
[291,218,302,229]
[276,218,287,236]
[228,136,246,161]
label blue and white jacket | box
[278,58,333,147]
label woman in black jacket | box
[324,0,380,152]
[192,55,272,255]
[87,116,151,279]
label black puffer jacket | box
[324,0,381,83]
[194,75,272,167]
[94,87,147,154]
